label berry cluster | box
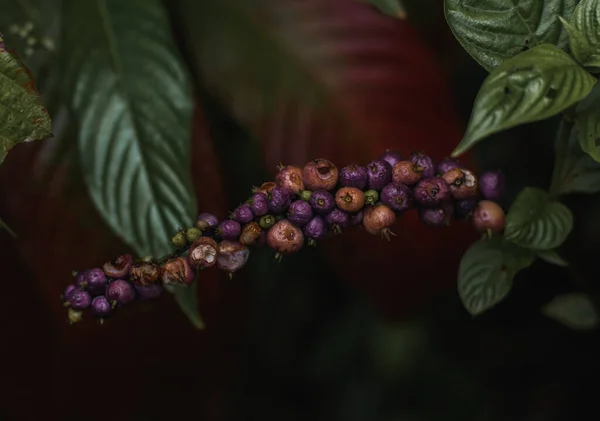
[62,150,507,324]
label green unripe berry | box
[259,215,276,229]
[172,231,187,248]
[364,189,379,205]
[300,190,312,201]
[186,227,203,243]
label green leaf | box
[452,44,596,157]
[363,0,406,19]
[504,187,573,250]
[576,82,600,162]
[458,237,536,316]
[444,0,577,71]
[0,216,16,238]
[559,0,600,69]
[542,293,598,329]
[537,249,569,266]
[171,282,205,330]
[0,48,52,166]
[61,0,196,258]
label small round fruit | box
[91,296,112,317]
[276,165,304,194]
[436,157,463,175]
[172,231,187,248]
[248,192,269,216]
[410,152,435,178]
[134,284,163,300]
[363,204,396,240]
[366,159,393,190]
[309,189,335,214]
[335,187,365,213]
[186,227,203,243]
[472,200,506,234]
[364,189,379,206]
[302,159,339,191]
[379,149,404,168]
[259,214,276,229]
[455,197,478,218]
[303,215,328,243]
[130,262,161,286]
[161,257,195,287]
[413,177,451,207]
[106,280,135,306]
[75,268,108,296]
[419,203,454,227]
[479,170,507,201]
[196,213,219,231]
[287,200,314,227]
[218,219,242,241]
[339,165,368,189]
[239,222,263,246]
[63,284,76,301]
[300,190,312,201]
[380,182,413,213]
[442,168,478,200]
[392,161,423,186]
[67,289,92,310]
[325,209,350,233]
[217,241,250,276]
[267,186,293,213]
[232,204,254,224]
[189,237,219,268]
[350,211,363,226]
[103,254,133,279]
[267,219,305,254]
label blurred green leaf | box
[61,0,196,258]
[0,48,52,166]
[172,282,205,330]
[542,293,598,329]
[505,187,573,250]
[452,45,596,157]
[0,216,16,238]
[537,249,569,266]
[444,0,577,71]
[458,237,535,316]
[559,0,600,69]
[576,83,600,162]
[363,0,406,19]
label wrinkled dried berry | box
[218,219,242,241]
[217,241,250,276]
[240,222,263,246]
[413,177,451,207]
[103,254,133,279]
[339,165,368,189]
[233,204,254,224]
[364,189,379,206]
[363,204,396,240]
[335,187,365,213]
[67,289,92,310]
[379,149,404,168]
[161,257,195,287]
[302,159,339,191]
[91,296,112,317]
[472,200,506,234]
[267,219,305,254]
[436,157,463,175]
[366,159,393,190]
[380,182,413,213]
[325,209,350,233]
[455,197,478,218]
[255,182,277,196]
[196,213,219,231]
[75,269,107,296]
[287,200,314,227]
[106,280,135,306]
[309,189,335,214]
[134,284,163,300]
[479,170,506,201]
[248,193,269,216]
[419,203,454,227]
[268,186,293,213]
[410,152,435,178]
[392,161,423,186]
[442,168,478,200]
[276,165,305,194]
[189,237,219,268]
[130,262,161,286]
[303,215,327,245]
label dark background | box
[1,1,600,420]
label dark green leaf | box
[458,237,535,316]
[171,282,205,330]
[542,293,598,329]
[576,82,600,162]
[0,216,16,238]
[504,187,573,250]
[559,0,600,69]
[0,48,52,166]
[444,0,577,71]
[363,0,406,19]
[452,44,596,157]
[537,249,569,266]
[61,0,196,257]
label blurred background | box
[1,0,600,420]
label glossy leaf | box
[542,293,598,329]
[0,48,52,166]
[61,0,196,257]
[576,83,600,162]
[363,0,406,19]
[504,187,573,250]
[444,0,576,71]
[537,249,569,266]
[458,237,535,316]
[559,0,600,69]
[452,44,596,157]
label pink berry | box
[266,219,305,254]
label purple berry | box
[103,254,133,278]
[91,295,112,317]
[266,219,305,254]
[309,189,335,214]
[325,209,350,233]
[455,197,478,218]
[75,268,108,296]
[419,203,454,227]
[379,149,404,168]
[350,211,364,226]
[248,192,269,216]
[339,164,368,189]
[302,159,339,191]
[410,152,435,178]
[380,182,414,213]
[303,215,328,244]
[267,186,292,213]
[196,212,219,231]
[287,200,314,227]
[134,284,163,301]
[63,284,76,301]
[366,159,393,190]
[106,280,135,306]
[217,241,250,277]
[413,177,451,207]
[218,219,242,240]
[436,157,463,175]
[276,165,305,194]
[479,170,506,201]
[67,289,92,310]
[233,204,254,224]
